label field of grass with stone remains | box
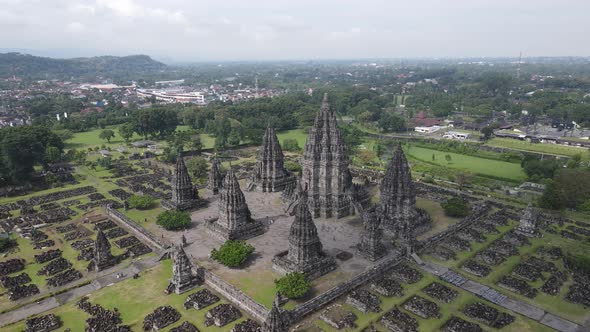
[485,138,589,159]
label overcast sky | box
[1,0,589,62]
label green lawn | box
[405,146,526,182]
[3,260,247,332]
[486,138,589,159]
[277,129,309,150]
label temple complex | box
[207,158,223,195]
[380,144,430,236]
[515,203,540,237]
[206,168,264,240]
[92,229,116,272]
[247,125,294,192]
[357,205,387,261]
[272,185,337,279]
[162,156,201,210]
[167,245,199,294]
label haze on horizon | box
[1,0,589,62]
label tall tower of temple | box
[380,144,430,236]
[272,185,336,279]
[357,205,386,261]
[300,93,352,218]
[167,245,198,294]
[168,156,199,210]
[207,158,223,195]
[93,229,116,272]
[262,295,289,332]
[247,125,294,192]
[207,168,264,240]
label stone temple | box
[516,203,540,237]
[167,245,199,294]
[262,295,289,332]
[273,184,337,279]
[380,144,430,236]
[207,158,223,195]
[92,228,116,272]
[162,156,201,210]
[206,168,264,240]
[357,205,387,261]
[299,93,355,218]
[247,125,295,192]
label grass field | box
[486,138,589,159]
[405,146,526,182]
[277,128,309,149]
[2,260,247,332]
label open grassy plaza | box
[485,138,589,160]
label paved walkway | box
[418,260,585,332]
[0,257,159,327]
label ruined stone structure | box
[208,158,223,195]
[300,93,354,218]
[357,206,387,261]
[167,245,199,294]
[163,156,201,210]
[273,186,336,279]
[515,204,540,237]
[380,144,430,236]
[92,229,116,272]
[207,168,264,240]
[262,295,289,332]
[247,125,295,192]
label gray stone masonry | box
[207,168,264,240]
[272,185,336,279]
[300,93,354,219]
[247,125,295,192]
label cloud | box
[0,0,588,61]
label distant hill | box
[0,53,167,79]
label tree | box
[275,273,311,299]
[441,197,470,217]
[127,195,155,210]
[378,112,406,132]
[131,107,178,139]
[186,157,208,183]
[0,237,15,253]
[445,154,452,163]
[521,156,559,181]
[211,240,254,267]
[228,129,241,146]
[481,127,494,140]
[156,210,191,230]
[97,156,113,169]
[99,129,115,143]
[45,146,62,164]
[118,123,135,143]
[282,138,301,152]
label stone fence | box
[288,255,404,323]
[104,205,169,252]
[414,182,514,210]
[416,203,490,252]
[195,267,269,322]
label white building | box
[415,126,441,134]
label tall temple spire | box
[300,93,353,218]
[163,155,201,210]
[92,228,116,272]
[167,245,198,294]
[357,205,386,261]
[247,124,294,192]
[262,295,289,332]
[207,167,264,240]
[380,144,430,237]
[207,158,223,195]
[272,186,336,279]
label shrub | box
[211,240,254,267]
[128,195,155,210]
[156,210,191,230]
[275,272,310,299]
[0,237,15,252]
[282,138,301,152]
[284,160,302,172]
[441,197,470,217]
